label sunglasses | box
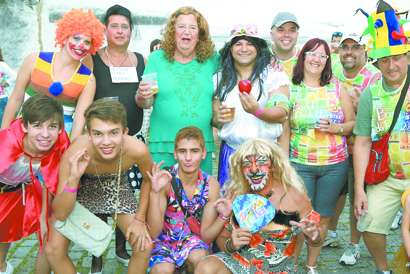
[332,31,343,37]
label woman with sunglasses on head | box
[283,38,356,273]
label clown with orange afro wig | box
[1,9,105,141]
[54,8,105,55]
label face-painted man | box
[242,155,273,191]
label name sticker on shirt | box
[233,194,275,233]
[109,67,138,83]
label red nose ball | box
[238,80,252,94]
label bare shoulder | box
[283,188,312,216]
[62,135,90,159]
[207,176,221,200]
[124,136,149,152]
[81,55,94,70]
[123,136,151,161]
[21,52,39,69]
[26,52,39,62]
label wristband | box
[219,213,229,221]
[64,181,78,193]
[253,106,263,117]
[137,93,146,101]
[134,215,151,231]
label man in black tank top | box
[82,5,148,274]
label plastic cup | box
[357,212,373,232]
[334,42,340,49]
[224,102,236,120]
[314,124,326,140]
[141,73,158,94]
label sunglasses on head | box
[332,31,343,37]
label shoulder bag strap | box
[388,65,410,134]
[164,166,206,218]
[164,166,188,217]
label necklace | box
[249,187,274,199]
[91,145,123,229]
[105,47,130,67]
[91,145,120,194]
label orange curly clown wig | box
[54,8,105,55]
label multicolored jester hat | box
[355,0,409,59]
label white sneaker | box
[323,232,342,247]
[0,261,14,274]
[391,210,402,230]
[339,243,360,265]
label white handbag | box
[54,201,114,257]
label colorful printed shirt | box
[333,62,380,154]
[24,52,92,116]
[271,46,300,81]
[369,77,410,178]
[289,82,348,165]
[330,53,340,64]
[149,164,212,269]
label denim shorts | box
[291,160,349,217]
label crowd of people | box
[0,1,410,274]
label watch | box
[339,124,344,134]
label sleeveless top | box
[92,52,145,136]
[158,164,210,241]
[370,77,410,178]
[333,62,380,154]
[290,82,348,165]
[25,52,92,116]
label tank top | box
[92,52,145,136]
[25,52,92,116]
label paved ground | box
[6,148,403,273]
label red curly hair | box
[54,8,105,55]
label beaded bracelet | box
[253,106,263,117]
[134,216,151,231]
[64,181,77,193]
[219,214,229,221]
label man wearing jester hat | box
[353,1,410,273]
